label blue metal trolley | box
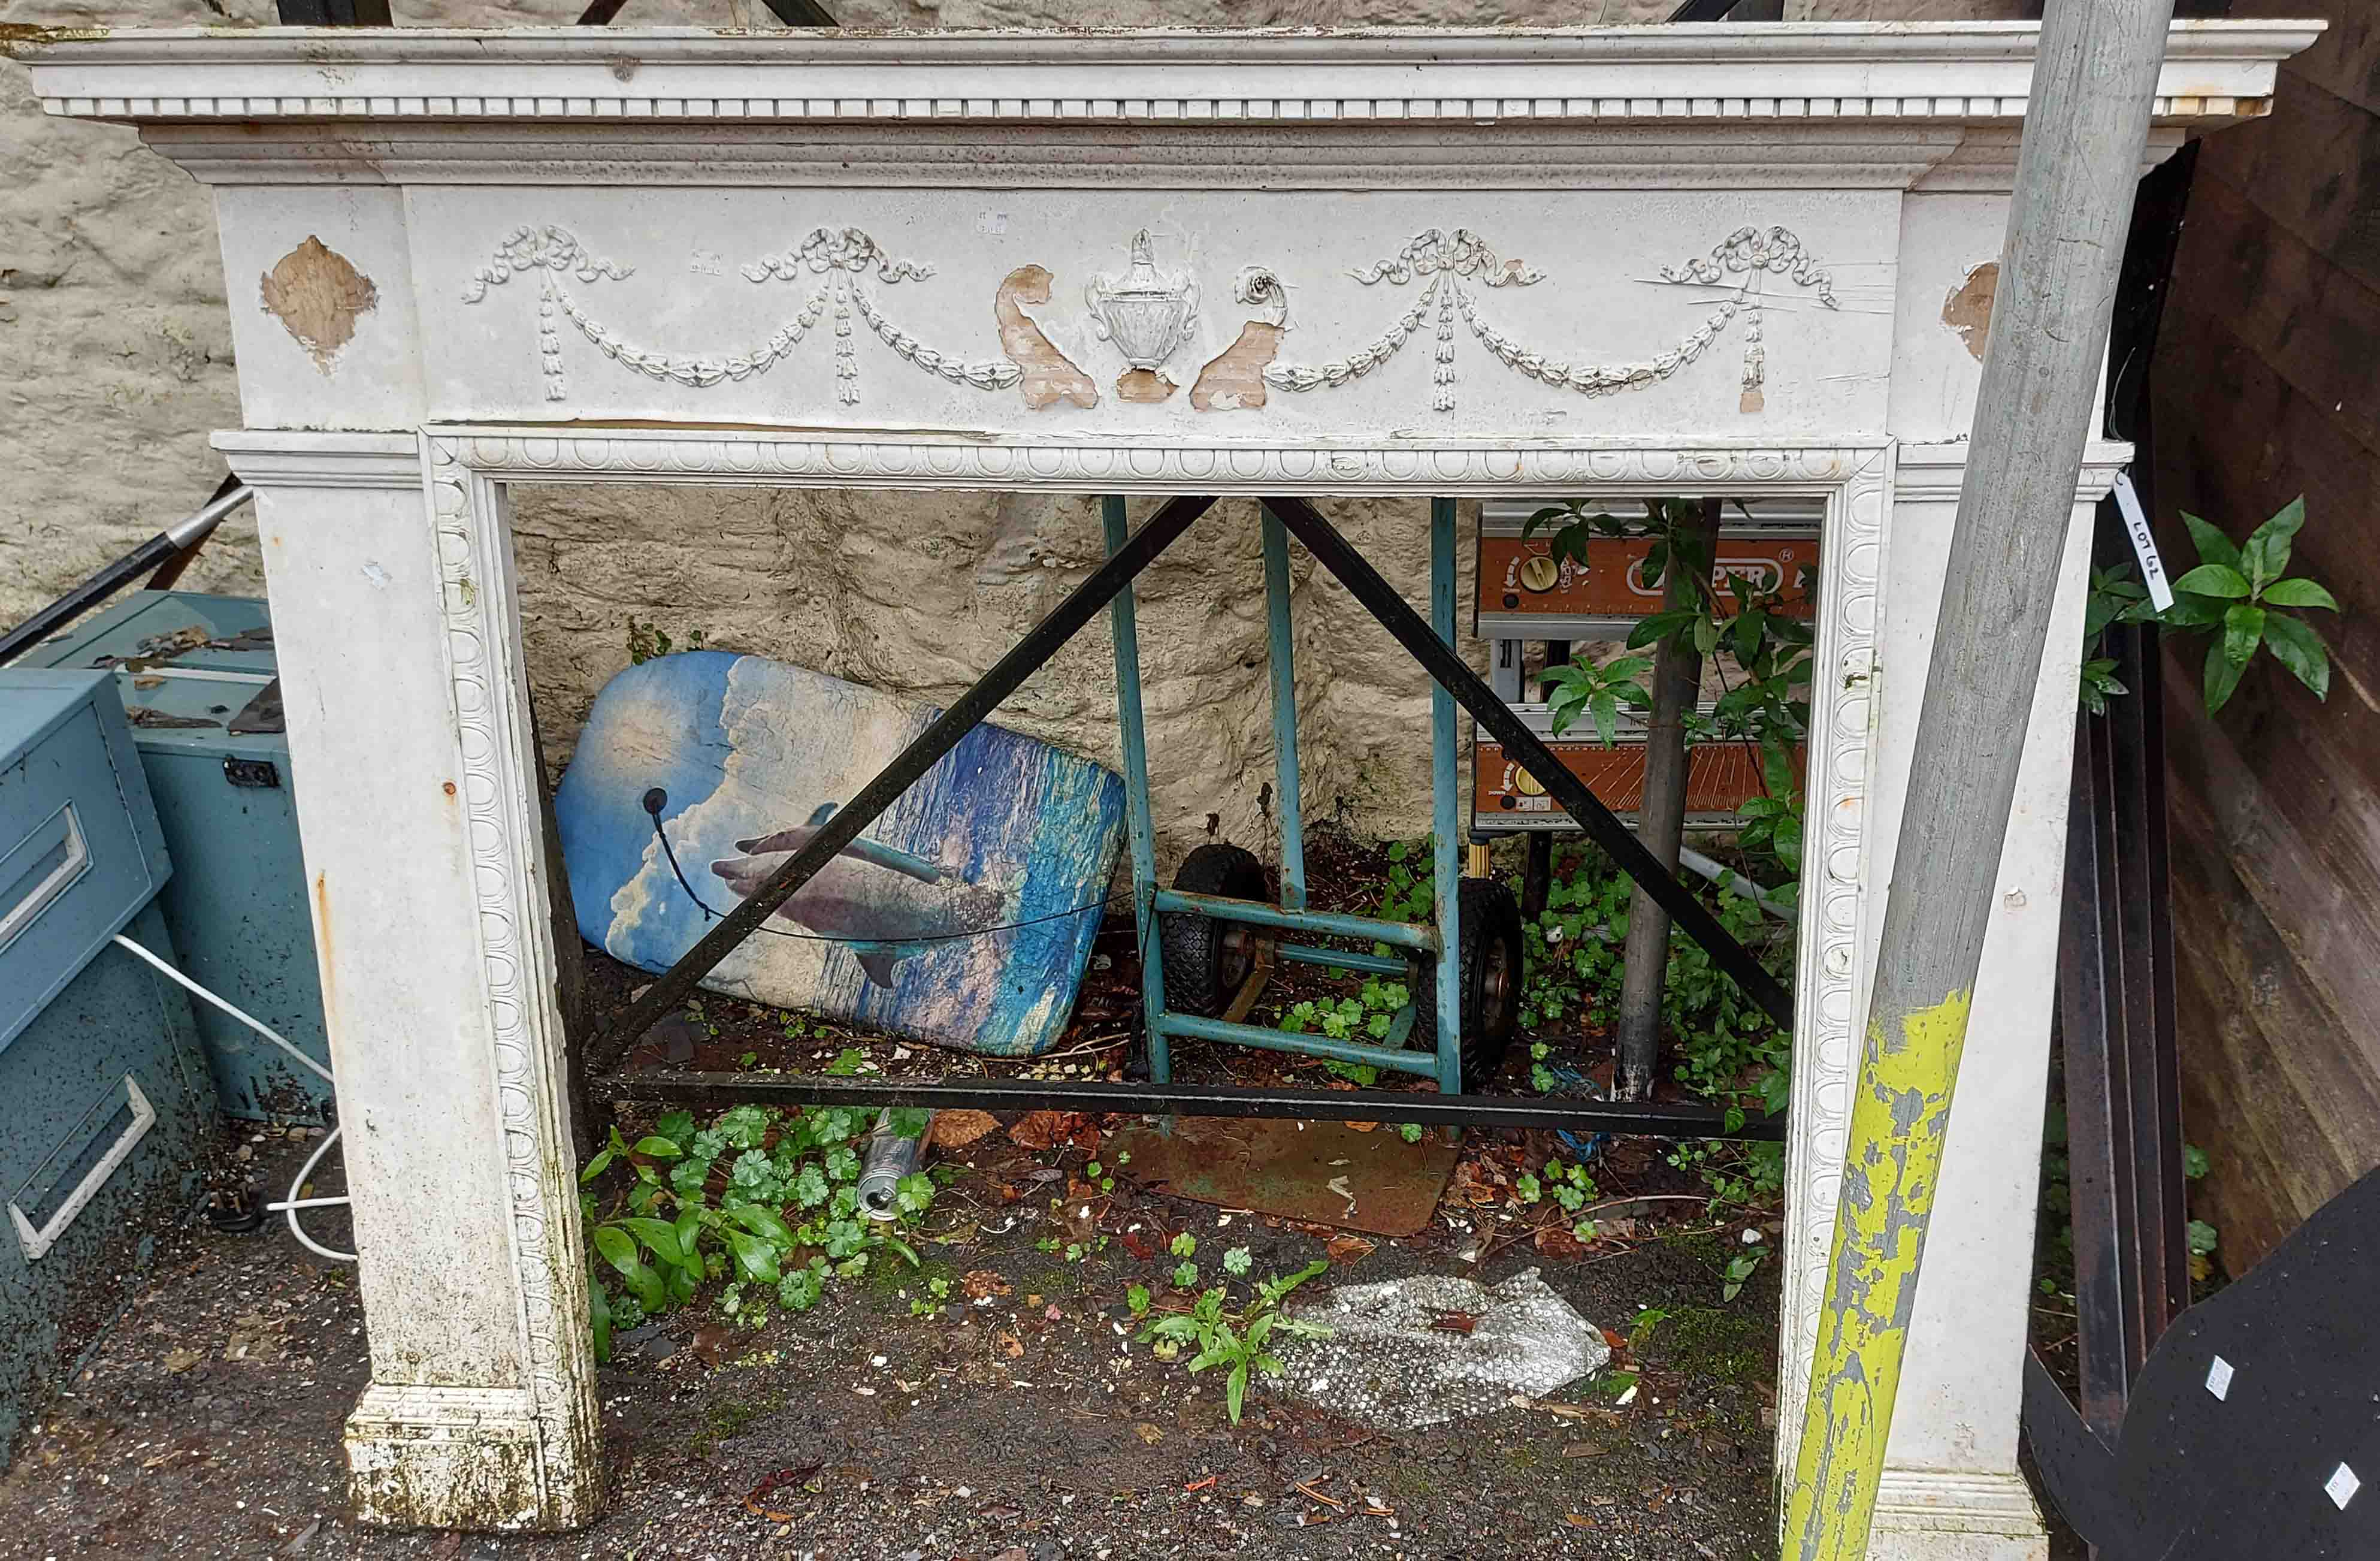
[1105,497,1521,1095]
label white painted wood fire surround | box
[23,21,2314,1550]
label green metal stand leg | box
[1105,496,1171,1085]
[1431,497,1464,1094]
[1260,506,1308,912]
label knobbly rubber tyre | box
[1411,876,1525,1088]
[1157,844,1269,1016]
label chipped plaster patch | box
[259,235,377,374]
[1942,261,1999,362]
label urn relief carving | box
[1082,229,1201,403]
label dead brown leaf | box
[1008,1110,1080,1149]
[1323,1234,1375,1264]
[1448,1159,1505,1208]
[961,1269,1012,1300]
[1008,1110,1065,1149]
[931,1110,999,1149]
[162,1347,202,1373]
[994,1330,1023,1359]
[1533,1224,1592,1261]
[1343,1120,1378,1133]
[1563,1441,1608,1460]
[1133,1422,1165,1445]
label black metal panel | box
[2030,1166,2380,1558]
[2052,137,2196,1453]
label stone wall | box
[2,0,2023,865]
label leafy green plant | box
[2080,564,2154,716]
[2182,1142,2219,1284]
[1373,838,1434,925]
[578,1104,933,1358]
[1539,654,1655,748]
[2186,1219,2220,1283]
[1516,1157,1606,1243]
[1277,975,1414,1085]
[1136,1261,1332,1424]
[2161,497,2338,712]
[1525,501,1813,905]
[2085,497,2340,716]
[1513,844,1789,1142]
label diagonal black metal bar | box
[757,0,840,25]
[589,493,1221,1071]
[1264,494,1794,1031]
[590,1070,1786,1140]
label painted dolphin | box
[708,804,1009,988]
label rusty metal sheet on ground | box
[1108,1116,1460,1237]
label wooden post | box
[1783,1,2176,1554]
[1614,498,1717,1099]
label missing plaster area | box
[260,235,379,375]
[1942,261,1999,363]
[993,265,1096,411]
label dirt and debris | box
[0,826,1816,1557]
[0,1110,1789,1560]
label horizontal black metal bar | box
[590,1070,1785,1140]
[1263,494,1796,1031]
[588,493,1220,1073]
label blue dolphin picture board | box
[553,651,1126,1058]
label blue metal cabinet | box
[0,672,170,1050]
[23,593,331,1121]
[0,671,214,1467]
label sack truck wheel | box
[1412,876,1525,1089]
[1158,843,1271,1016]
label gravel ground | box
[0,1122,1789,1561]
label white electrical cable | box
[276,1125,355,1264]
[110,933,354,1263]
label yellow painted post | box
[1782,994,1970,1553]
[1782,1,2177,1553]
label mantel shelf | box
[20,21,2320,128]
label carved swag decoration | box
[462,222,1836,415]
